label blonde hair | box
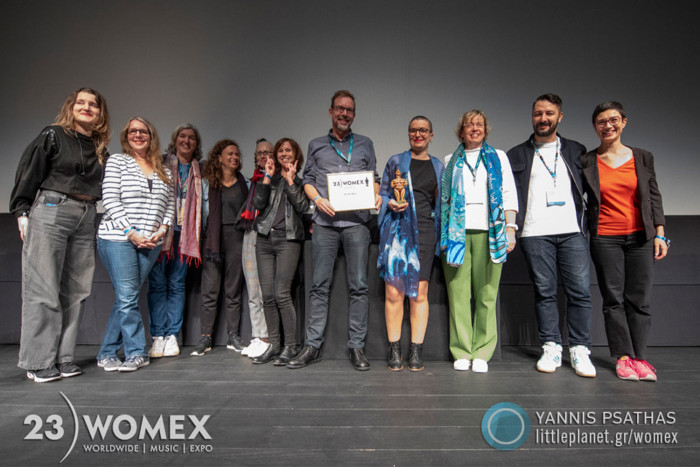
[119,117,171,185]
[455,109,491,142]
[53,87,111,163]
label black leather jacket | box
[253,173,309,240]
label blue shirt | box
[303,130,379,227]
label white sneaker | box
[248,339,270,358]
[453,359,471,371]
[570,345,596,377]
[472,359,489,373]
[537,342,562,373]
[163,335,180,357]
[149,336,165,358]
[241,338,260,356]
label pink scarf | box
[162,153,202,266]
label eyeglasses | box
[408,128,431,136]
[255,151,273,157]
[127,129,150,136]
[595,116,622,127]
[333,105,355,115]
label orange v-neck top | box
[597,157,644,235]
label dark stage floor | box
[1,344,698,466]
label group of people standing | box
[10,88,668,385]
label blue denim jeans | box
[147,230,189,338]
[520,232,592,347]
[306,223,370,349]
[18,190,96,370]
[97,238,161,360]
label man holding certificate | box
[291,90,381,371]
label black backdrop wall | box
[1,214,697,360]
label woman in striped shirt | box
[96,117,175,373]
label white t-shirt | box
[521,141,579,237]
[444,148,518,231]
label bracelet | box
[124,226,140,235]
[655,235,671,247]
[264,173,272,179]
[313,195,321,203]
[506,223,518,231]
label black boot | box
[273,345,300,366]
[387,341,403,371]
[407,343,424,371]
[287,345,321,369]
[252,343,281,364]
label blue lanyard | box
[534,137,560,186]
[329,134,353,166]
[462,145,484,184]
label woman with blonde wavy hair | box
[10,87,111,383]
[96,117,175,373]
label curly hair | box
[53,87,111,163]
[119,117,171,185]
[203,139,241,190]
[166,123,203,160]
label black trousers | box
[200,225,244,336]
[590,233,654,359]
[256,230,302,346]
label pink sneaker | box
[633,359,657,382]
[616,356,639,381]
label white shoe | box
[248,339,270,358]
[537,342,562,373]
[453,359,471,371]
[570,345,596,377]
[472,359,488,373]
[241,338,260,356]
[163,335,180,357]
[149,336,165,358]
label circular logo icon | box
[481,402,530,450]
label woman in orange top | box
[581,101,668,382]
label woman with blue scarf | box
[378,116,444,371]
[441,110,518,373]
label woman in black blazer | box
[581,101,668,382]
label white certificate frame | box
[326,171,375,212]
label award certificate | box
[326,171,375,212]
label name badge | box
[546,188,566,207]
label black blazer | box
[581,147,665,240]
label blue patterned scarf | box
[377,156,421,298]
[440,142,507,266]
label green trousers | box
[442,231,503,361]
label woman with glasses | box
[238,139,273,359]
[96,117,174,373]
[10,88,111,383]
[250,138,308,365]
[377,116,444,371]
[441,110,517,373]
[147,123,204,359]
[191,140,249,356]
[581,101,667,382]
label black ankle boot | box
[387,341,403,371]
[252,343,281,364]
[407,343,424,371]
[273,345,300,366]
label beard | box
[534,120,558,138]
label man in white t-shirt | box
[506,93,596,378]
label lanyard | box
[534,137,560,186]
[329,134,353,166]
[462,145,484,184]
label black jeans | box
[590,233,654,359]
[256,230,302,346]
[200,225,244,336]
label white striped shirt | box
[98,153,175,242]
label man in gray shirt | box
[288,90,381,371]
